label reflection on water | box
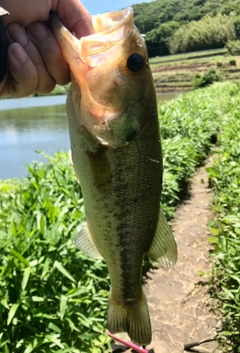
[0,95,67,111]
[0,93,180,180]
[0,96,69,179]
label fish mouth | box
[76,7,140,127]
[51,7,147,147]
[80,7,134,60]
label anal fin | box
[74,222,102,259]
[147,208,177,267]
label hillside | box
[149,49,240,93]
[132,0,240,56]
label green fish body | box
[51,7,177,346]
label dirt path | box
[144,159,221,353]
[113,158,221,353]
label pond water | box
[0,96,69,179]
[0,93,179,180]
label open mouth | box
[80,7,134,59]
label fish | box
[51,7,177,346]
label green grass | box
[149,48,228,68]
[206,88,240,352]
[0,154,110,353]
[162,82,240,353]
[161,81,240,351]
[149,49,240,93]
[149,48,227,64]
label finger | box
[55,0,94,38]
[27,22,70,85]
[2,42,38,97]
[2,0,51,27]
[7,23,55,94]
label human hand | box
[0,0,93,98]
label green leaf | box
[48,322,62,333]
[32,296,44,302]
[3,344,10,353]
[60,295,68,320]
[53,261,76,282]
[22,267,31,290]
[10,218,16,236]
[208,237,218,244]
[41,258,50,279]
[7,303,20,325]
[1,299,9,309]
[9,249,29,267]
[44,334,64,348]
[92,348,99,353]
[36,212,46,234]
[23,343,33,353]
[209,227,220,236]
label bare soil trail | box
[113,158,221,353]
[144,158,221,353]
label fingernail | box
[28,23,48,41]
[7,24,28,46]
[10,43,28,63]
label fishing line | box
[184,335,218,351]
[108,329,217,353]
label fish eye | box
[127,54,144,72]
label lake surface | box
[0,96,69,179]
[0,93,179,180]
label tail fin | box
[107,290,151,346]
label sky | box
[80,0,153,15]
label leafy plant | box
[169,13,236,54]
[225,39,240,55]
[229,59,237,66]
[2,81,240,352]
[193,68,223,89]
[0,153,110,353]
[206,100,240,351]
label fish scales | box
[69,99,161,301]
[51,7,177,346]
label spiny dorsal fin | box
[74,222,102,259]
[147,208,177,267]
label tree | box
[169,13,237,54]
[145,21,180,56]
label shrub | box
[193,68,222,89]
[225,39,240,55]
[216,62,223,68]
[229,59,237,66]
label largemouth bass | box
[51,7,177,346]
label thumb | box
[55,0,94,38]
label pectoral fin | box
[147,208,177,267]
[74,222,102,259]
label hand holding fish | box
[0,0,93,97]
